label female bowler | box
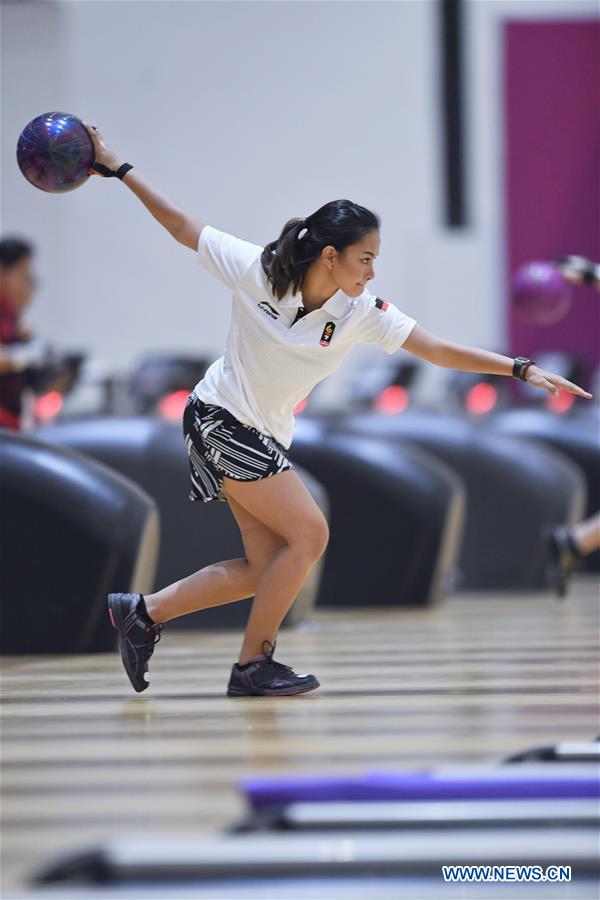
[83,123,592,697]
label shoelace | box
[144,622,164,661]
[269,659,296,676]
[261,640,295,676]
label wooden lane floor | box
[1,581,598,895]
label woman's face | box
[0,257,35,313]
[323,229,380,297]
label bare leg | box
[222,471,329,664]
[145,498,285,623]
[571,511,600,557]
[145,558,256,623]
[145,471,328,665]
[236,543,320,663]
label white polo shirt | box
[193,225,416,449]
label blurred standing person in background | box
[0,237,74,430]
[0,237,39,429]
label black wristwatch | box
[512,356,536,381]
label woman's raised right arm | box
[82,122,203,250]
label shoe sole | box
[227,683,319,697]
[108,594,147,694]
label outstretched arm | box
[403,324,592,399]
[83,123,203,250]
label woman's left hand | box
[526,365,592,399]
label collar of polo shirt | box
[278,288,354,319]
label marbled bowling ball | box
[512,261,571,327]
[17,112,95,193]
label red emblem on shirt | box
[375,297,389,312]
[320,322,336,346]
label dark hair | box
[261,199,380,301]
[0,236,34,269]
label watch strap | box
[513,356,536,381]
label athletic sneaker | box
[545,527,578,598]
[227,641,319,697]
[107,593,164,692]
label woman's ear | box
[322,246,336,269]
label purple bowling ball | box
[512,261,572,326]
[16,112,95,193]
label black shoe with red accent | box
[107,593,164,692]
[227,641,319,697]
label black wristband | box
[115,163,133,180]
[91,162,133,180]
[513,356,536,381]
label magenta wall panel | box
[505,20,600,378]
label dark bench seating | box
[487,408,600,571]
[0,430,159,653]
[318,412,586,591]
[288,418,465,607]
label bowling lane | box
[1,581,598,896]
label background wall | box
[506,19,600,372]
[1,0,596,394]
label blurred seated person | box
[546,258,600,595]
[546,512,600,597]
[0,236,72,429]
[555,255,600,292]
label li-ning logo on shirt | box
[320,322,336,346]
[258,301,280,320]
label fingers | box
[82,121,101,145]
[529,369,593,399]
[560,378,593,399]
[83,121,99,175]
[549,375,585,397]
[82,122,100,149]
[81,122,114,175]
[540,373,592,399]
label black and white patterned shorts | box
[183,392,294,503]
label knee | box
[292,515,329,563]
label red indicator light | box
[465,382,497,415]
[158,390,189,421]
[374,385,409,415]
[546,391,576,414]
[34,391,63,421]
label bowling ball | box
[16,112,95,193]
[512,261,572,326]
